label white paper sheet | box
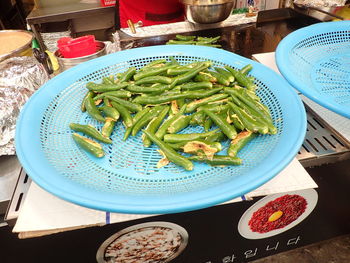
[13,158,316,238]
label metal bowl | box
[54,41,106,72]
[181,0,236,24]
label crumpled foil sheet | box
[0,57,49,155]
[41,30,71,53]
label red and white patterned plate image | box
[96,222,189,263]
[238,189,318,239]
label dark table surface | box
[119,8,321,59]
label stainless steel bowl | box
[181,0,236,24]
[54,41,106,72]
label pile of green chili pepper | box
[70,57,277,171]
[166,35,221,48]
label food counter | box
[1,7,350,263]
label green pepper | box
[205,131,226,142]
[155,104,187,140]
[175,35,196,41]
[204,118,213,132]
[166,39,197,45]
[101,118,116,138]
[206,70,230,86]
[143,130,193,171]
[233,90,276,134]
[167,115,191,134]
[198,103,230,113]
[142,106,170,147]
[131,105,165,136]
[123,107,151,140]
[85,96,105,122]
[169,56,179,65]
[214,67,234,83]
[166,67,191,76]
[228,101,268,134]
[245,89,261,102]
[102,76,115,85]
[189,110,207,126]
[126,84,168,94]
[171,62,212,88]
[163,129,220,143]
[224,65,256,91]
[106,95,142,112]
[196,36,220,43]
[240,64,253,75]
[227,130,257,157]
[81,91,94,112]
[202,109,237,140]
[188,155,242,166]
[181,81,213,91]
[72,133,105,158]
[194,72,217,83]
[182,86,222,99]
[198,96,231,108]
[110,101,133,128]
[227,89,276,134]
[93,90,132,100]
[231,112,245,131]
[177,98,185,109]
[166,62,200,76]
[119,67,136,83]
[140,59,167,71]
[133,64,176,81]
[185,93,228,113]
[134,76,173,85]
[70,123,112,144]
[103,97,111,106]
[86,82,129,92]
[132,93,187,105]
[99,105,120,121]
[115,72,123,80]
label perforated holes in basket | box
[289,30,350,106]
[39,55,284,195]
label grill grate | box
[297,106,350,167]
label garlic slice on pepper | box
[183,141,218,160]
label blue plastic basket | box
[15,45,306,214]
[276,21,350,118]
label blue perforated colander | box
[15,45,306,214]
[276,21,350,118]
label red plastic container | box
[100,0,116,7]
[57,35,97,58]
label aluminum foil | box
[41,30,71,53]
[0,56,49,155]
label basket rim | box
[15,45,307,214]
[276,20,350,119]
